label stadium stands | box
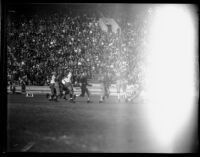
[7,6,147,90]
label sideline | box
[7,84,119,96]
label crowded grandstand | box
[7,4,150,101]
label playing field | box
[7,92,159,153]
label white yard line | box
[21,142,35,152]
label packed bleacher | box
[7,6,148,88]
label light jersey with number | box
[50,75,56,84]
[62,72,72,85]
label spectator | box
[7,6,147,98]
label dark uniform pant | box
[81,84,90,97]
[50,83,56,96]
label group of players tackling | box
[47,69,92,103]
[46,68,139,103]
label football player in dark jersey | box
[79,70,92,103]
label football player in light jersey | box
[61,69,76,103]
[99,70,111,103]
[49,71,57,101]
[116,72,127,102]
[116,72,121,102]
[47,70,64,101]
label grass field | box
[7,92,162,152]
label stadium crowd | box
[7,8,147,88]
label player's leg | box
[99,83,105,103]
[53,88,57,101]
[63,85,69,100]
[79,84,84,97]
[85,87,91,103]
[9,82,12,93]
[24,82,26,92]
[122,84,127,100]
[10,82,13,94]
[21,81,26,93]
[11,81,16,94]
[59,83,63,98]
[49,84,55,101]
[71,84,76,100]
[116,82,121,102]
[67,83,75,103]
[54,85,60,101]
[82,84,86,97]
[105,85,110,99]
[103,86,107,100]
[106,85,110,98]
[49,84,52,100]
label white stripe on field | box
[21,142,35,152]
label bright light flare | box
[143,4,198,152]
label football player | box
[49,71,58,101]
[61,69,76,103]
[79,70,92,103]
[116,72,127,102]
[99,70,111,103]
